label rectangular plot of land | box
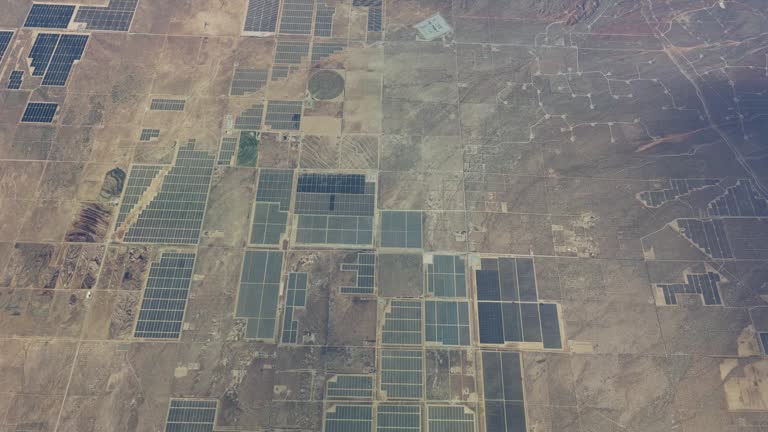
[251,202,288,245]
[244,0,280,32]
[481,351,523,401]
[150,98,186,111]
[29,33,60,76]
[520,302,541,343]
[326,375,374,400]
[325,405,373,432]
[426,255,466,298]
[314,4,335,36]
[377,405,420,431]
[340,252,375,294]
[134,252,196,339]
[165,399,217,432]
[274,41,310,64]
[476,269,501,301]
[281,272,308,343]
[382,300,422,345]
[380,350,423,399]
[295,173,375,246]
[217,136,237,165]
[122,143,215,244]
[265,101,302,130]
[477,302,504,344]
[311,42,345,64]
[21,102,58,123]
[279,0,315,35]
[428,405,475,432]
[7,70,23,90]
[42,33,88,86]
[481,351,526,432]
[73,0,138,31]
[515,258,536,301]
[256,169,293,211]
[425,300,470,346]
[236,250,283,340]
[380,211,422,249]
[539,303,561,349]
[484,401,526,432]
[230,68,268,96]
[0,31,13,62]
[25,4,75,28]
[367,7,382,32]
[234,104,264,130]
[139,128,160,142]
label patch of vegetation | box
[237,131,259,167]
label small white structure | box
[414,13,452,41]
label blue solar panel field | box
[21,102,58,123]
[0,31,12,62]
[24,4,75,29]
[41,33,88,86]
[7,71,23,89]
[29,33,60,76]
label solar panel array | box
[139,128,160,142]
[29,33,60,76]
[281,272,308,343]
[676,218,733,259]
[271,65,292,80]
[367,7,382,32]
[243,0,280,32]
[116,165,163,228]
[314,4,335,36]
[251,169,293,245]
[230,68,268,96]
[0,31,12,62]
[295,173,375,246]
[380,211,423,249]
[236,250,283,340]
[377,405,421,432]
[122,143,215,244]
[7,71,23,90]
[150,98,186,111]
[340,252,375,294]
[708,180,768,217]
[274,41,310,64]
[234,104,264,130]
[24,4,75,29]
[324,405,373,432]
[41,33,88,86]
[475,257,562,349]
[426,255,467,297]
[380,350,422,399]
[658,271,722,306]
[638,178,719,208]
[21,102,58,123]
[73,0,138,31]
[482,352,526,432]
[428,406,475,432]
[382,300,422,345]
[165,399,217,432]
[425,300,470,346]
[311,42,345,64]
[264,101,302,130]
[217,136,237,166]
[134,252,196,339]
[326,375,374,400]
[278,0,315,35]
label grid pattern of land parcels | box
[2,1,768,431]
